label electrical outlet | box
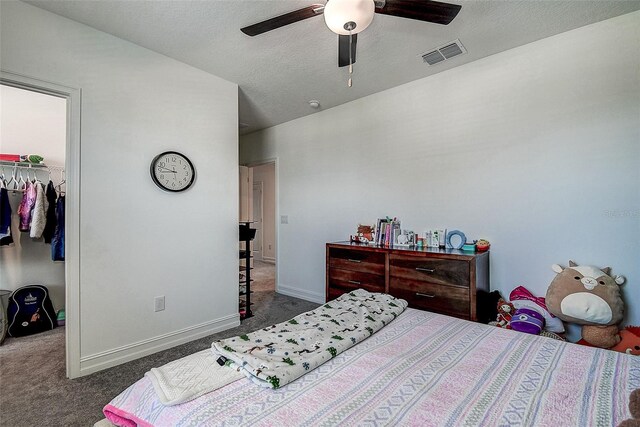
[268,244,272,250]
[281,215,288,224]
[154,296,165,312]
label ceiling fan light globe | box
[324,0,375,35]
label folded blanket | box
[145,349,244,406]
[212,289,407,389]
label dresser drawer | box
[327,286,346,301]
[329,268,385,293]
[329,248,385,275]
[389,278,470,319]
[389,255,470,288]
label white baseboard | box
[277,284,325,304]
[262,257,276,264]
[79,313,240,376]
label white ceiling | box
[26,0,640,134]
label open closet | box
[0,84,67,343]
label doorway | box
[248,162,275,263]
[0,71,81,378]
[252,181,263,261]
[239,161,276,294]
[0,83,66,351]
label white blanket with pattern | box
[211,289,408,389]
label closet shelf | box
[0,160,65,172]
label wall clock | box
[150,151,195,192]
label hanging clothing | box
[30,182,48,239]
[43,181,57,244]
[0,188,14,246]
[18,181,37,232]
[51,195,65,261]
[0,188,11,234]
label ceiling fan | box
[241,0,461,86]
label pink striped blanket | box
[104,308,639,426]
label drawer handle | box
[348,259,362,263]
[416,292,435,298]
[415,267,435,273]
[348,280,362,285]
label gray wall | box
[241,12,640,331]
[1,1,239,374]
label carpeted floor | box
[0,262,319,426]
[250,260,276,292]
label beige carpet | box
[250,260,275,292]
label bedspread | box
[104,308,640,427]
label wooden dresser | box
[326,242,489,321]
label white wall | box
[251,162,276,262]
[1,1,239,374]
[0,85,67,310]
[241,11,640,332]
[1,85,67,167]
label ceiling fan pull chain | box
[348,29,353,87]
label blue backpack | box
[7,285,57,337]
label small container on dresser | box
[326,242,489,321]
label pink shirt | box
[17,181,37,231]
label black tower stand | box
[239,222,256,319]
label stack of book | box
[375,217,401,246]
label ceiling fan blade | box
[375,0,461,25]
[241,4,325,36]
[338,34,357,67]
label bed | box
[102,303,639,427]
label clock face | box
[150,151,195,192]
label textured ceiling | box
[26,0,640,134]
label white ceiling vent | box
[421,39,467,66]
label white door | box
[239,166,252,222]
[252,181,263,260]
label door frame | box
[1,70,82,378]
[243,159,278,288]
[252,181,264,261]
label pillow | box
[510,286,565,333]
[510,308,544,335]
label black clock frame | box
[150,151,196,192]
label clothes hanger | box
[17,169,27,190]
[0,167,6,189]
[6,165,18,191]
[33,169,42,184]
[56,169,66,195]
